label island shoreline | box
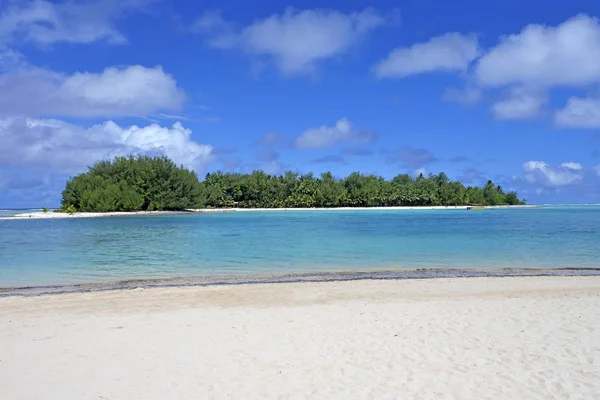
[0,204,539,220]
[2,266,599,297]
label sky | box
[1,0,600,207]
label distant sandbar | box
[0,205,537,220]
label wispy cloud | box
[312,155,346,164]
[294,118,373,150]
[385,146,438,169]
[0,0,156,46]
[374,33,480,78]
[193,8,394,76]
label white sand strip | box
[0,205,537,219]
[0,210,194,219]
[1,276,598,400]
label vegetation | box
[200,170,525,208]
[42,207,49,213]
[60,155,525,212]
[60,156,203,212]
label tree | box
[59,155,526,212]
[60,155,204,212]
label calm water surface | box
[0,206,599,287]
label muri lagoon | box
[0,206,599,289]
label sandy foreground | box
[0,205,536,219]
[1,277,599,400]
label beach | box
[1,276,599,399]
[0,205,537,220]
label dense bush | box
[200,171,525,208]
[60,156,204,212]
[60,156,525,212]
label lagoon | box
[0,206,599,289]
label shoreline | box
[2,266,599,297]
[0,204,538,220]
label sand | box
[0,210,194,219]
[1,277,599,399]
[0,205,537,220]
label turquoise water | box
[0,206,599,288]
[0,209,40,216]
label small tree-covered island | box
[59,155,525,212]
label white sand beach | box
[1,276,598,399]
[0,205,537,219]
[0,210,194,219]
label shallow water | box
[0,206,599,288]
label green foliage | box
[61,155,525,212]
[60,155,203,212]
[60,204,77,214]
[42,207,49,213]
[200,170,525,208]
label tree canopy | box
[201,170,525,208]
[60,155,525,212]
[61,155,204,212]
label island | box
[56,155,525,213]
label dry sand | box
[1,276,599,399]
[0,205,536,220]
[0,210,193,219]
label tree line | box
[60,155,525,212]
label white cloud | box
[433,14,600,125]
[294,118,372,149]
[491,87,547,120]
[475,14,600,88]
[0,63,186,118]
[523,161,584,187]
[594,165,600,177]
[374,33,480,78]
[554,97,600,129]
[560,162,583,170]
[0,0,151,45]
[195,8,389,75]
[0,117,214,174]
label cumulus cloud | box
[0,0,152,45]
[475,14,600,88]
[491,87,547,120]
[0,117,214,174]
[294,118,372,149]
[374,33,480,78]
[194,8,390,75]
[555,97,600,129]
[522,161,584,187]
[0,63,186,118]
[434,14,600,126]
[386,147,438,169]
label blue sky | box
[1,0,599,207]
